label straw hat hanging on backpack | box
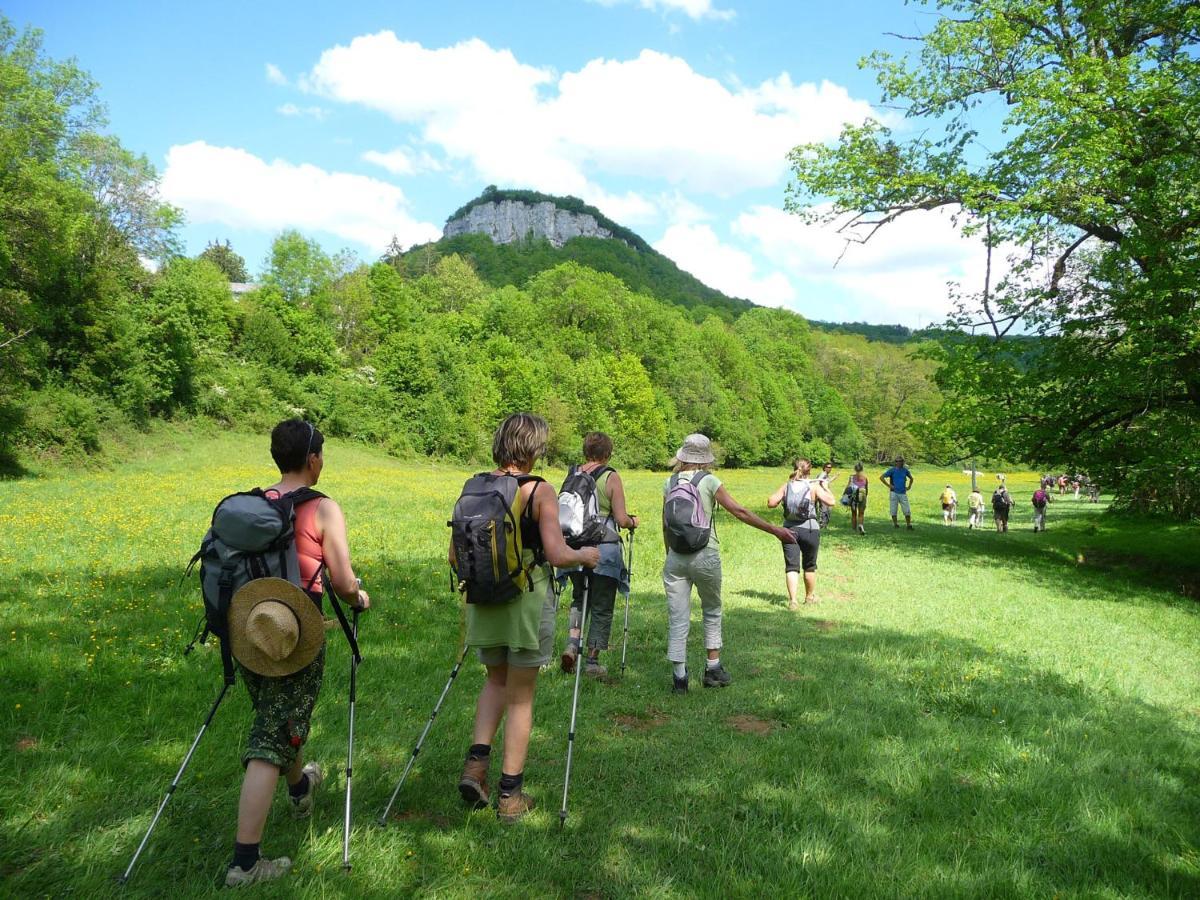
[228,578,325,677]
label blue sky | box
[12,0,995,326]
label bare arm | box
[879,473,891,489]
[606,471,638,531]
[318,499,370,609]
[905,472,914,492]
[766,482,788,509]
[532,482,599,569]
[714,486,796,543]
[811,481,837,507]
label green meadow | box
[2,433,1198,898]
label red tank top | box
[266,489,324,599]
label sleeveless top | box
[266,488,324,605]
[466,477,552,653]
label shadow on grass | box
[4,556,1199,897]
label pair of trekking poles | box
[380,528,636,828]
[120,581,364,884]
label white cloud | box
[590,0,736,21]
[265,63,288,86]
[361,146,444,176]
[733,205,1007,324]
[300,35,877,198]
[161,141,442,251]
[277,103,329,120]
[655,223,795,307]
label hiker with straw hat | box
[225,420,369,888]
[661,434,796,693]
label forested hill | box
[1,28,946,474]
[394,188,754,320]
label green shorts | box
[239,647,325,770]
[477,589,557,668]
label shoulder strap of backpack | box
[691,470,709,489]
[321,569,362,665]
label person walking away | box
[662,434,795,693]
[456,414,599,823]
[768,459,837,610]
[880,456,915,529]
[226,420,370,887]
[967,487,985,529]
[847,462,869,534]
[1032,485,1051,532]
[816,462,837,528]
[560,432,639,679]
[992,484,1013,532]
[940,484,958,525]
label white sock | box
[706,657,720,670]
[672,662,687,678]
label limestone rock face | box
[444,200,613,248]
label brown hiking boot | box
[458,755,490,809]
[584,658,608,679]
[496,790,536,823]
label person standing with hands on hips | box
[880,456,915,530]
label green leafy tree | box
[198,239,248,283]
[788,0,1200,514]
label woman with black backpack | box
[767,458,838,610]
[661,434,796,693]
[454,413,599,823]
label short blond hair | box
[492,413,548,467]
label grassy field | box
[1,432,1198,898]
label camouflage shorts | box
[239,647,325,770]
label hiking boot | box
[703,664,732,688]
[788,599,799,611]
[225,856,292,887]
[857,525,866,535]
[458,755,490,809]
[496,790,535,823]
[584,658,608,679]
[672,669,689,694]
[560,644,579,674]
[289,763,323,818]
[907,524,915,530]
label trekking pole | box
[342,606,360,872]
[620,528,635,676]
[119,681,231,884]
[560,572,590,828]
[379,644,470,825]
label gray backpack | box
[187,487,358,683]
[784,480,816,523]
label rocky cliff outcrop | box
[443,200,614,248]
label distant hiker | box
[816,462,837,528]
[559,432,639,680]
[1058,474,1068,495]
[940,484,958,525]
[991,484,1013,532]
[662,434,796,693]
[845,462,869,534]
[880,456,915,529]
[1087,481,1100,503]
[1032,485,1051,532]
[225,420,370,887]
[967,487,985,529]
[768,458,837,610]
[454,414,599,823]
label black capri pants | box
[782,526,820,573]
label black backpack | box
[992,489,1011,512]
[557,465,615,549]
[450,473,544,605]
[187,487,360,684]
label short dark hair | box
[271,419,323,473]
[582,431,613,462]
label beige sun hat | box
[228,577,325,677]
[673,433,715,465]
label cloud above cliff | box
[161,141,442,250]
[655,222,795,307]
[300,33,876,200]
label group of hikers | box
[146,416,1098,886]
